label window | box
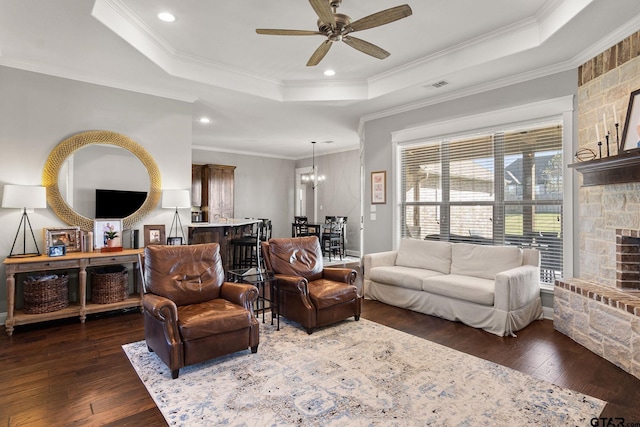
[398,121,563,283]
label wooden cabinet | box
[192,164,235,222]
[3,249,144,336]
[208,165,235,221]
[191,164,203,208]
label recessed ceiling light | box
[323,69,336,76]
[157,12,176,22]
[199,117,211,124]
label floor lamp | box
[162,189,190,244]
[2,185,47,258]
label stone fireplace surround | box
[554,279,640,379]
[554,32,640,381]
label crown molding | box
[92,0,593,104]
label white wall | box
[362,70,578,254]
[191,150,296,240]
[0,66,192,314]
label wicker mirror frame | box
[42,130,162,232]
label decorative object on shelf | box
[23,274,69,314]
[371,170,387,204]
[91,265,128,304]
[301,141,326,189]
[162,189,190,244]
[167,237,183,246]
[144,224,166,246]
[48,245,66,257]
[574,148,596,162]
[94,218,123,251]
[44,227,81,253]
[2,185,47,258]
[105,230,118,246]
[620,88,640,151]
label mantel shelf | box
[568,148,640,186]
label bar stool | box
[231,221,261,270]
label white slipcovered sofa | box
[363,238,543,336]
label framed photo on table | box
[44,227,81,253]
[371,171,387,204]
[167,236,183,246]
[94,219,123,249]
[144,224,166,246]
[621,88,640,151]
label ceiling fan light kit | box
[256,0,412,66]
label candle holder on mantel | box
[598,141,603,159]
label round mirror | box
[43,130,162,231]
[58,145,150,218]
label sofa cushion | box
[369,266,445,291]
[395,238,452,274]
[422,274,495,306]
[451,243,523,280]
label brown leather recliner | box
[261,236,360,334]
[142,243,259,379]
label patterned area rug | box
[123,318,605,426]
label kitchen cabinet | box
[192,164,235,222]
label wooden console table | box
[3,249,143,336]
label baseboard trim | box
[542,306,553,320]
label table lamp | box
[162,189,190,244]
[2,185,47,257]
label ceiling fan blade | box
[342,36,390,59]
[349,5,412,32]
[256,29,322,36]
[307,40,332,66]
[309,0,336,28]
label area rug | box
[123,318,605,426]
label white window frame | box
[391,96,575,282]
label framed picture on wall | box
[371,171,386,204]
[621,88,640,151]
[144,224,166,246]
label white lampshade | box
[161,189,190,209]
[2,185,47,209]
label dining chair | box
[293,216,309,237]
[321,216,343,261]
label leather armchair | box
[261,236,360,334]
[142,243,259,379]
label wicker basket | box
[91,265,128,304]
[23,274,69,314]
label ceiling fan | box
[256,0,412,66]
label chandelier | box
[301,141,325,189]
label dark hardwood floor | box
[1,300,639,426]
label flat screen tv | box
[95,189,147,219]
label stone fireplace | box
[553,32,640,381]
